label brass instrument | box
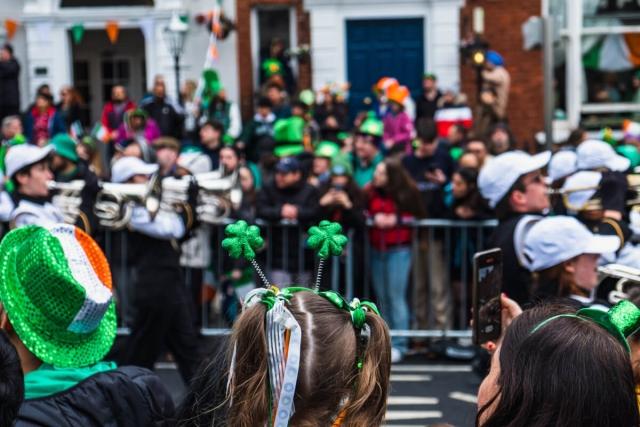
[48,180,86,224]
[599,264,640,304]
[548,174,640,211]
[49,171,242,230]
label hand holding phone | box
[473,248,503,346]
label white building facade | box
[0,0,463,123]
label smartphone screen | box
[473,248,503,346]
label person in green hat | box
[199,69,242,139]
[310,140,340,187]
[0,224,175,425]
[352,115,384,188]
[49,133,100,234]
[273,116,306,158]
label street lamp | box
[163,13,188,105]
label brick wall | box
[236,0,312,120]
[460,0,543,151]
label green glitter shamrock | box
[307,220,348,259]
[221,220,264,260]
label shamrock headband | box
[531,300,640,352]
[222,220,381,426]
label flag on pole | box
[91,123,110,143]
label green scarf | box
[24,361,116,399]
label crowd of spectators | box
[0,42,570,363]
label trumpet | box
[49,180,86,225]
[548,174,640,211]
[49,171,242,230]
[599,264,640,304]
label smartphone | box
[472,248,503,346]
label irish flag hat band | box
[0,224,116,368]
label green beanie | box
[315,141,340,159]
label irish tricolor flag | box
[584,33,640,72]
[91,123,110,143]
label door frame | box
[250,5,299,90]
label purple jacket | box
[116,117,161,146]
[383,111,414,151]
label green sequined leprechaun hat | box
[0,224,116,368]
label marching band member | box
[523,215,620,309]
[561,171,640,269]
[478,150,551,305]
[5,144,64,228]
[110,156,201,383]
[49,133,100,234]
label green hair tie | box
[531,300,640,352]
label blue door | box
[346,18,424,119]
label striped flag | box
[91,123,110,143]
[434,107,473,138]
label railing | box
[99,218,498,339]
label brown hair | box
[381,158,427,218]
[226,291,391,426]
[533,259,583,299]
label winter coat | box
[0,58,20,108]
[16,366,175,426]
[140,97,184,139]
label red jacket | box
[366,187,414,250]
[101,100,136,135]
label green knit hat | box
[0,225,116,368]
[358,116,384,138]
[51,133,79,163]
[314,141,340,159]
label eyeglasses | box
[522,173,545,187]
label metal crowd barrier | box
[99,218,498,339]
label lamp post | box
[163,13,188,106]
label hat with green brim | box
[130,108,148,119]
[358,116,384,138]
[274,143,305,158]
[0,224,116,368]
[51,133,79,163]
[315,141,340,159]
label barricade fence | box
[98,218,498,339]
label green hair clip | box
[306,220,348,290]
[531,300,640,352]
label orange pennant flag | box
[5,20,18,41]
[210,44,219,60]
[106,21,119,44]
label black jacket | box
[0,58,20,108]
[16,366,175,426]
[256,179,320,270]
[488,213,539,306]
[141,97,184,139]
